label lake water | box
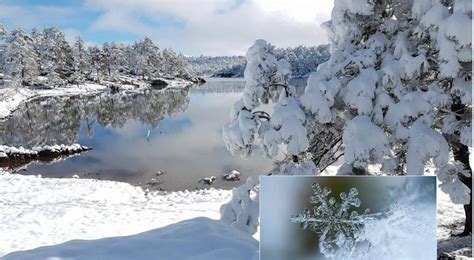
[0,78,275,191]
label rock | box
[150,79,169,89]
[199,176,216,185]
[189,77,206,84]
[223,170,241,181]
[154,170,165,176]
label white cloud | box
[86,0,334,55]
[0,0,334,56]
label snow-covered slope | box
[0,172,231,257]
[3,217,258,260]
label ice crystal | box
[290,183,381,257]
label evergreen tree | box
[33,27,74,87]
[224,0,472,236]
[71,36,88,84]
[87,45,107,83]
[130,37,162,79]
[3,29,39,87]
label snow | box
[336,0,374,16]
[384,92,432,140]
[343,67,378,115]
[0,167,470,258]
[406,120,450,175]
[3,217,258,260]
[0,143,89,156]
[420,3,449,29]
[221,177,259,235]
[300,72,337,124]
[342,116,391,169]
[444,12,472,47]
[0,171,232,257]
[270,95,308,155]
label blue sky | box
[0,0,333,55]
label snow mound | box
[3,217,258,260]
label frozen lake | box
[0,78,274,191]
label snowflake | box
[290,183,381,257]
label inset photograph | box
[260,176,436,260]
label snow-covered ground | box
[0,170,471,258]
[437,185,473,257]
[0,171,232,257]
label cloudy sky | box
[0,0,334,56]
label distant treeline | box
[188,45,330,78]
[0,25,191,88]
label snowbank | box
[3,217,258,260]
[0,172,232,257]
[0,143,90,159]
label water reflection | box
[0,79,273,191]
[0,89,190,147]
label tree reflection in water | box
[0,88,190,147]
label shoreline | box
[0,77,195,121]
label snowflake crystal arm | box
[291,183,381,257]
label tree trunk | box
[450,102,472,236]
[452,142,472,236]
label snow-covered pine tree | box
[223,0,472,236]
[3,29,39,87]
[311,0,472,236]
[162,48,179,77]
[71,36,88,85]
[33,27,74,88]
[101,42,127,81]
[130,37,162,79]
[162,48,191,79]
[223,39,343,176]
[176,53,191,79]
[87,45,107,83]
[221,40,337,234]
[223,39,322,175]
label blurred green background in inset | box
[259,176,436,260]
